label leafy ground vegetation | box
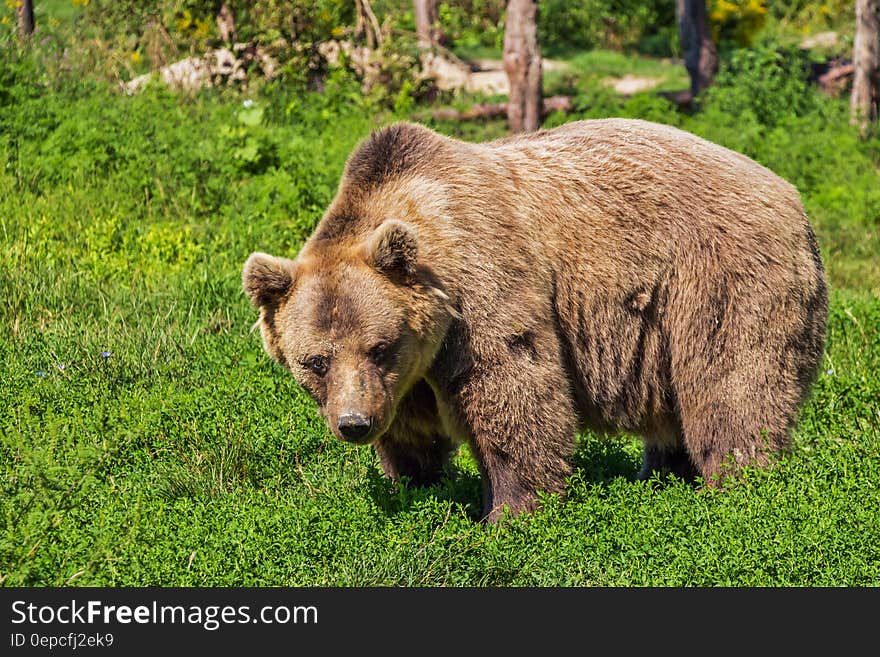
[1,2,878,586]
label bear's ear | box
[242,252,297,308]
[366,219,418,281]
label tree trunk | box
[355,0,382,50]
[851,0,880,134]
[17,0,35,37]
[676,0,717,98]
[503,0,542,133]
[414,0,439,48]
[216,2,237,44]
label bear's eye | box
[367,341,390,364]
[301,355,329,377]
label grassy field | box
[2,41,879,586]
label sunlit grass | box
[1,42,878,586]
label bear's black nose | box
[338,413,372,442]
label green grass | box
[37,0,84,24]
[2,43,879,586]
[543,49,689,96]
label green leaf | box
[237,106,264,127]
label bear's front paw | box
[482,493,539,524]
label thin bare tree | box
[355,0,382,50]
[503,0,542,133]
[851,0,880,134]
[17,0,35,37]
[676,0,717,99]
[414,0,439,48]
[216,2,237,45]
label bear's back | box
[483,118,802,232]
[316,120,813,286]
[452,119,810,274]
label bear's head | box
[243,219,456,445]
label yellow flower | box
[130,51,141,63]
[193,18,212,40]
[176,9,192,33]
[747,0,766,14]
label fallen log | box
[432,95,572,121]
[816,62,854,97]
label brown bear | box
[242,119,827,523]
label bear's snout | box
[337,412,373,444]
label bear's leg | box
[373,431,458,488]
[676,400,789,486]
[668,274,817,486]
[672,344,796,486]
[372,380,458,487]
[638,445,698,482]
[457,357,578,523]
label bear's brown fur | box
[243,119,827,522]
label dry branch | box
[818,63,855,96]
[432,95,572,121]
